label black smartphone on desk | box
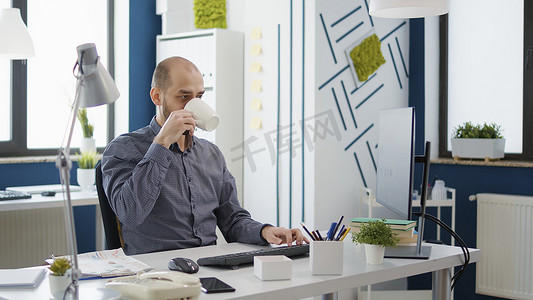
[199,277,235,293]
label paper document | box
[47,248,152,278]
[0,267,46,288]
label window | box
[0,0,113,156]
[440,0,533,160]
[0,0,12,142]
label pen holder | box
[310,241,343,275]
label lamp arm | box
[55,76,84,297]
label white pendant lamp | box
[0,8,35,59]
[369,0,449,18]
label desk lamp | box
[369,0,448,18]
[0,8,34,58]
[56,43,119,299]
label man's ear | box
[150,87,162,105]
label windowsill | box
[0,154,102,165]
[433,157,533,168]
[0,156,58,164]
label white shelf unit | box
[156,29,244,202]
[359,187,456,245]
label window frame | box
[439,2,533,161]
[0,0,115,157]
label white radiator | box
[0,208,68,268]
[475,193,533,300]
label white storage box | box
[254,255,292,281]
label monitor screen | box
[376,107,415,220]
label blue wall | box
[0,0,161,254]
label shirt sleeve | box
[214,165,269,246]
[101,138,174,226]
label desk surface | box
[0,189,98,212]
[0,242,481,300]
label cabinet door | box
[157,35,216,88]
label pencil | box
[300,222,315,241]
[339,228,350,241]
[332,215,344,238]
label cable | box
[412,212,470,290]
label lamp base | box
[52,287,121,300]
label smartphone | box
[199,277,235,293]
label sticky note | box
[250,62,262,73]
[251,80,262,92]
[250,98,262,111]
[250,44,262,56]
[251,117,262,130]
[251,27,262,39]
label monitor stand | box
[385,141,433,260]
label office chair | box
[95,162,123,249]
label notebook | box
[0,267,47,288]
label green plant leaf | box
[351,219,399,247]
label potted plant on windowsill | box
[48,257,71,296]
[352,219,399,264]
[451,122,505,162]
[77,107,95,152]
[77,151,100,191]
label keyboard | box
[0,190,32,201]
[197,244,309,267]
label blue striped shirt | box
[101,117,267,255]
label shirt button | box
[195,230,199,235]
[188,177,192,182]
[192,204,196,209]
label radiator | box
[475,193,533,300]
[0,207,68,268]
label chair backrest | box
[95,162,123,249]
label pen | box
[332,216,344,238]
[334,225,345,241]
[300,222,316,241]
[326,222,337,241]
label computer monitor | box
[376,107,415,220]
[376,107,431,259]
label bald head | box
[151,57,200,92]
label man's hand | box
[153,110,195,148]
[261,225,310,246]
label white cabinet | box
[156,29,244,202]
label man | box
[101,57,308,255]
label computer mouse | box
[168,257,199,274]
[41,190,56,197]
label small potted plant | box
[48,257,71,296]
[77,151,100,191]
[77,108,95,152]
[451,122,505,161]
[352,219,399,264]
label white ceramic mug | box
[184,98,219,131]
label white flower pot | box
[80,137,96,153]
[451,138,505,160]
[364,244,385,264]
[77,168,95,191]
[49,271,71,296]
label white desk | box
[0,242,480,300]
[0,189,104,251]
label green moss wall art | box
[349,34,386,82]
[193,0,227,29]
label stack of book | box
[349,217,418,245]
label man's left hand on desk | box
[261,226,309,246]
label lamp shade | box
[76,43,120,108]
[369,0,449,18]
[0,8,35,59]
